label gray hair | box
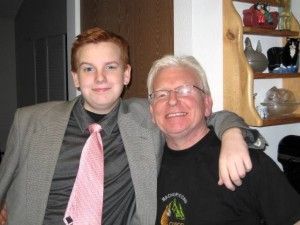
[147,55,211,96]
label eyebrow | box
[78,61,121,67]
[78,62,93,67]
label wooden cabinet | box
[223,0,300,126]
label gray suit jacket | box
[0,97,163,225]
[0,96,262,225]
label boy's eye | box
[81,65,95,73]
[105,64,118,70]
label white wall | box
[174,0,223,110]
[66,0,81,99]
[174,0,300,166]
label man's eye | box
[156,91,168,99]
[179,89,189,95]
[178,87,190,95]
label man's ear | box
[204,95,213,117]
[123,64,131,85]
[72,71,80,89]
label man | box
[147,55,300,225]
[0,28,262,225]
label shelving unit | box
[223,0,300,126]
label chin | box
[164,127,188,137]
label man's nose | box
[167,91,178,106]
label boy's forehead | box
[76,42,122,62]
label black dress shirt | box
[43,96,136,225]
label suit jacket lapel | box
[118,100,162,224]
[26,99,77,224]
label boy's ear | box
[123,64,131,85]
[72,71,80,88]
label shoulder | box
[249,149,279,169]
[14,99,76,123]
[246,149,288,186]
[123,97,149,111]
[18,101,65,111]
[119,97,158,130]
[121,98,150,117]
[17,101,66,115]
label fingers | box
[243,155,253,172]
[219,157,253,191]
[227,161,243,187]
[230,153,253,186]
[219,155,249,191]
[218,127,253,191]
[235,158,246,179]
[218,176,236,191]
[0,205,7,225]
[218,160,236,191]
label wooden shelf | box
[233,0,284,7]
[223,0,300,127]
[262,114,300,126]
[254,73,300,79]
[243,27,299,36]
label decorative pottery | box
[244,37,268,72]
[243,3,279,29]
[261,86,299,117]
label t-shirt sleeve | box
[247,149,300,225]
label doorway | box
[81,0,174,98]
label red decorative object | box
[243,3,279,30]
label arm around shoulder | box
[207,110,267,190]
[207,110,267,150]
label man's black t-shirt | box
[156,130,300,225]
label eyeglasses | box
[148,84,205,103]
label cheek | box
[188,99,206,118]
[77,76,92,88]
[110,73,126,86]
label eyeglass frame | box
[148,84,206,104]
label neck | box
[165,126,210,151]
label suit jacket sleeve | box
[207,110,267,150]
[0,109,21,206]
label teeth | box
[166,112,187,118]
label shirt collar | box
[72,95,120,136]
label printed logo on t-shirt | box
[159,192,187,225]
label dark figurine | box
[267,38,299,73]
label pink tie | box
[64,123,104,225]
